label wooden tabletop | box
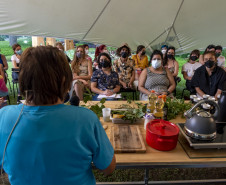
[88,101,226,168]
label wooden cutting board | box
[110,125,146,153]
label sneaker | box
[17,96,22,104]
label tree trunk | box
[9,35,18,46]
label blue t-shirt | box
[0,104,114,185]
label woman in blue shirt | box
[0,46,115,185]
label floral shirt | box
[113,58,135,84]
[91,69,119,91]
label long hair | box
[163,46,175,66]
[71,45,85,74]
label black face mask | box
[167,54,174,59]
[216,53,221,57]
[190,56,198,61]
[121,52,128,58]
[141,51,146,56]
[100,60,111,68]
[204,60,215,68]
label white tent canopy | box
[0,0,226,53]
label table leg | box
[144,168,149,185]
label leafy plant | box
[82,98,106,118]
[112,100,146,123]
[166,98,192,120]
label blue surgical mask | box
[16,50,22,55]
[152,59,162,69]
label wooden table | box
[89,101,226,185]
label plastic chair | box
[12,68,19,98]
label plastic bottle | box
[147,90,157,113]
[162,95,168,120]
[153,95,164,119]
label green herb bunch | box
[166,98,192,120]
[112,101,146,123]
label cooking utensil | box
[184,100,219,140]
[146,119,179,151]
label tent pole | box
[173,26,183,52]
[164,0,184,43]
[145,28,170,49]
[82,0,111,40]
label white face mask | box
[162,49,166,54]
[152,59,162,69]
[85,49,89,55]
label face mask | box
[204,60,215,68]
[100,60,111,68]
[216,53,221,57]
[121,52,128,58]
[162,49,166,54]
[141,51,146,56]
[85,49,89,55]
[190,56,198,61]
[16,50,22,55]
[167,54,174,59]
[152,59,162,69]
[76,52,82,58]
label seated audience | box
[132,45,149,80]
[192,51,226,99]
[71,45,93,101]
[113,43,135,90]
[163,46,180,83]
[182,49,202,94]
[56,42,71,63]
[0,46,115,185]
[139,50,175,100]
[199,44,216,65]
[83,44,93,63]
[91,53,120,100]
[215,45,225,70]
[11,43,22,103]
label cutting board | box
[110,125,146,153]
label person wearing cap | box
[199,44,216,65]
[113,43,135,89]
[161,45,168,58]
[215,45,225,70]
[192,51,226,99]
[132,45,149,84]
